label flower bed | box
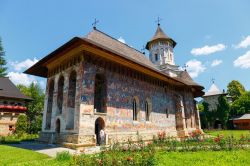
[69,130,250,165]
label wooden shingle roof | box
[24,28,204,96]
[85,29,157,70]
[146,25,177,49]
[0,77,31,100]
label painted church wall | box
[79,61,187,137]
[40,57,198,145]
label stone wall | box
[203,95,220,111]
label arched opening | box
[144,98,152,121]
[95,117,105,146]
[55,119,60,133]
[94,73,107,113]
[66,71,76,129]
[214,120,222,129]
[166,108,169,118]
[57,76,64,114]
[46,80,54,129]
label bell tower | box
[146,23,180,77]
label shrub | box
[15,114,28,135]
[56,151,71,161]
[0,134,38,144]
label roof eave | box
[146,38,177,50]
[24,37,83,77]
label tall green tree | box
[227,80,245,101]
[216,96,230,129]
[17,83,45,134]
[15,114,28,135]
[201,101,216,129]
[0,38,7,76]
[231,91,250,116]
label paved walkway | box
[9,141,101,157]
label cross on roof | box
[141,45,146,54]
[183,64,188,71]
[92,18,99,29]
[155,17,162,26]
[211,78,215,84]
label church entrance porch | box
[95,117,105,146]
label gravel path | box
[8,141,100,157]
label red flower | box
[214,137,221,143]
[98,159,103,165]
[127,157,133,161]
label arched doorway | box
[95,117,105,145]
[55,119,60,134]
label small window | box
[9,125,13,131]
[133,99,137,121]
[145,101,149,121]
[155,54,158,61]
[166,108,169,118]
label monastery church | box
[25,23,204,148]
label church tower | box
[146,24,180,77]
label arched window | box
[145,101,149,121]
[166,108,169,118]
[57,76,64,114]
[155,54,158,61]
[66,71,76,129]
[133,98,138,121]
[46,80,54,129]
[94,73,107,113]
[68,71,76,108]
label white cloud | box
[234,50,250,69]
[117,37,126,44]
[234,35,250,49]
[186,59,206,78]
[211,59,223,67]
[9,58,38,72]
[7,72,37,86]
[191,44,226,56]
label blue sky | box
[1,0,250,93]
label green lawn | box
[0,145,69,166]
[1,144,250,166]
[156,150,250,166]
[204,130,250,139]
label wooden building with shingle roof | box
[0,77,31,135]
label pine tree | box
[0,38,7,77]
